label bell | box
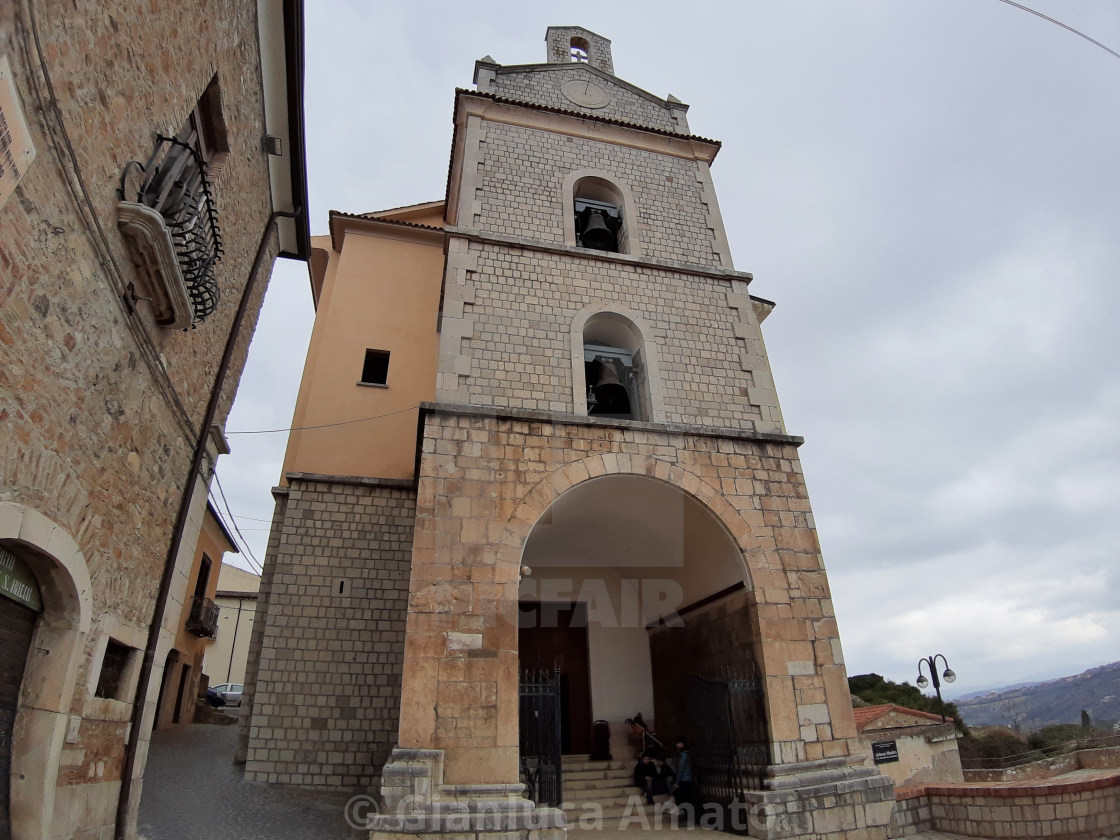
[580,209,617,252]
[588,359,630,415]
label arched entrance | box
[517,474,761,757]
[0,547,42,836]
[0,503,92,840]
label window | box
[194,554,211,599]
[361,349,391,386]
[95,639,133,700]
[583,313,650,421]
[571,37,589,62]
[573,177,625,254]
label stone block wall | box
[472,121,724,268]
[889,773,1120,839]
[438,239,774,430]
[1,2,279,837]
[396,407,862,787]
[243,476,415,789]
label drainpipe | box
[115,209,298,839]
[226,598,244,683]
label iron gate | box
[687,666,770,810]
[519,668,563,806]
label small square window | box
[95,639,133,700]
[361,349,390,386]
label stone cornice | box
[443,225,753,284]
[418,402,804,447]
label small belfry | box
[241,26,896,839]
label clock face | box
[560,78,611,109]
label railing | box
[121,135,223,323]
[961,733,1120,770]
[185,596,219,638]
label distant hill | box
[956,661,1120,730]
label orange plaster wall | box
[282,228,443,481]
[174,509,233,655]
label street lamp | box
[916,654,956,723]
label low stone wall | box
[888,773,1120,839]
[964,746,1120,783]
[887,788,931,837]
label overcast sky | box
[218,0,1120,700]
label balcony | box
[185,596,219,638]
[117,135,223,329]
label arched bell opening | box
[516,474,764,767]
[573,177,626,254]
[583,312,648,421]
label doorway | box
[518,601,592,755]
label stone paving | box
[138,722,366,840]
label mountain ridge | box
[955,660,1120,729]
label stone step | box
[562,766,635,782]
[563,777,636,793]
[561,759,633,773]
[563,800,677,822]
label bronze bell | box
[588,358,630,415]
[580,209,617,252]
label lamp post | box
[916,654,956,723]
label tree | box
[848,673,966,732]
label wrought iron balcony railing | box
[185,596,220,638]
[117,135,223,328]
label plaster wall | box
[283,230,443,481]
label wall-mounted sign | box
[0,55,38,211]
[872,740,899,764]
[0,546,43,612]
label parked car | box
[208,683,244,707]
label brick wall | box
[243,476,415,789]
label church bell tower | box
[244,26,896,840]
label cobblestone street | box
[139,722,366,840]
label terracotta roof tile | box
[853,703,948,732]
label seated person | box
[633,754,658,804]
[651,756,675,800]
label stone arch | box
[561,169,642,257]
[0,502,93,840]
[570,302,666,421]
[497,453,761,588]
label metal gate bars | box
[519,667,563,807]
[687,665,770,810]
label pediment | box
[490,63,688,134]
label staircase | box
[561,747,673,823]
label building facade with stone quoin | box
[0,2,308,838]
[242,26,895,840]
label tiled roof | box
[853,704,948,731]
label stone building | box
[854,705,964,789]
[243,26,893,839]
[0,2,308,838]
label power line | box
[209,474,264,575]
[993,0,1120,61]
[225,404,419,436]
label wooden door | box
[518,602,592,755]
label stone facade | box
[242,476,415,789]
[0,2,306,837]
[245,25,892,840]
